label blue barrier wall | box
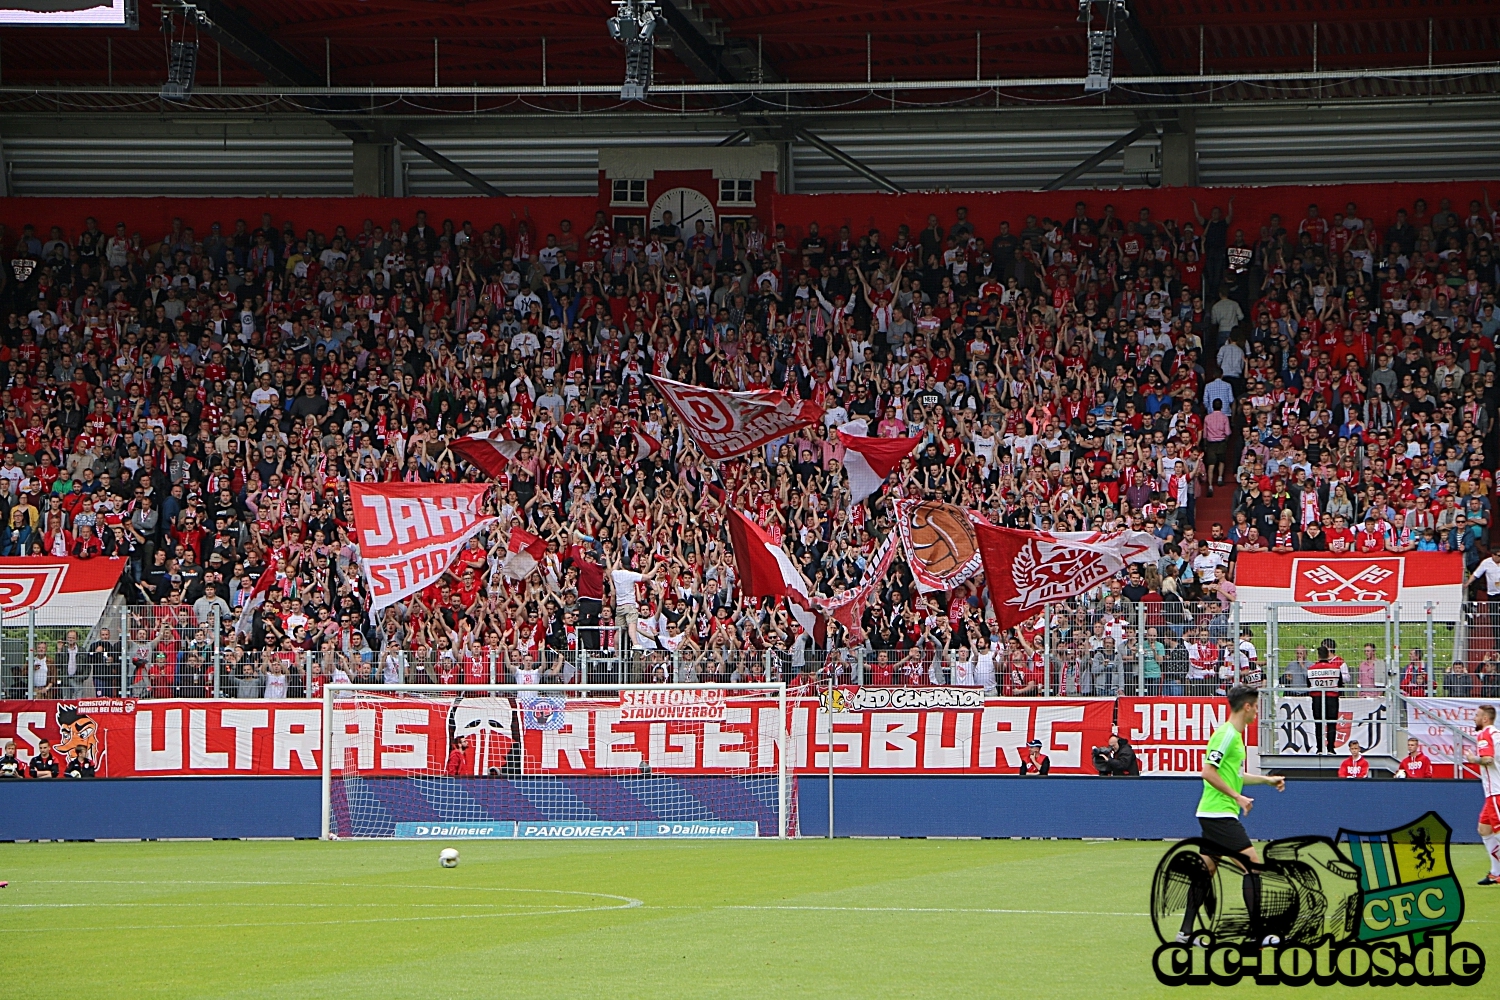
[0,776,1483,842]
[798,777,1483,842]
[0,778,321,840]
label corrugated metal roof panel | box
[790,124,1141,192]
[398,134,729,196]
[1195,105,1500,185]
[3,135,352,196]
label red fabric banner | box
[1116,697,1258,776]
[0,696,1114,776]
[0,556,126,625]
[349,483,496,613]
[976,524,1159,630]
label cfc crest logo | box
[1151,812,1485,986]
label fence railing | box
[6,595,1500,701]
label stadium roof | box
[0,0,1496,111]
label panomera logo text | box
[1150,812,1486,986]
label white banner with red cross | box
[1233,552,1464,622]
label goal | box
[320,683,794,840]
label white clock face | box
[650,186,715,236]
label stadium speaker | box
[161,40,199,102]
[1083,30,1114,93]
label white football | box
[440,848,459,868]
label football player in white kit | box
[1463,703,1500,886]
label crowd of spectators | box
[0,186,1496,701]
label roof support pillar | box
[352,140,391,196]
[1160,111,1198,187]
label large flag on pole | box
[976,524,1160,630]
[723,503,824,641]
[629,421,663,463]
[892,499,991,593]
[351,483,497,614]
[813,531,897,639]
[837,421,920,506]
[449,429,523,478]
[499,525,549,580]
[234,553,279,635]
[648,373,823,460]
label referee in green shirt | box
[1178,684,1285,946]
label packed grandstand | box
[1,190,1497,707]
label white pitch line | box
[0,901,590,909]
[22,879,637,904]
[0,905,645,934]
[2,881,642,929]
[709,905,1151,917]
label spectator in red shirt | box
[1399,650,1430,698]
[444,735,473,777]
[1339,741,1371,778]
[1395,737,1434,779]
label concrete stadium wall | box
[0,776,1481,842]
[798,776,1482,842]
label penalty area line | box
[668,904,1151,917]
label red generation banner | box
[0,557,125,625]
[0,696,1113,777]
[349,483,496,613]
[1116,697,1259,777]
[1233,552,1464,623]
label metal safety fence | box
[6,595,1498,703]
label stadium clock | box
[650,186,715,236]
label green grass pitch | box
[1,838,1496,998]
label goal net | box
[321,683,794,840]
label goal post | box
[320,683,793,840]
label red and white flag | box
[500,526,549,581]
[449,429,523,478]
[976,524,1160,630]
[1233,551,1463,623]
[630,421,663,463]
[891,499,992,594]
[724,503,823,640]
[814,531,897,639]
[648,374,822,460]
[351,483,497,614]
[837,421,920,505]
[235,553,280,635]
[0,557,126,625]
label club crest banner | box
[648,374,822,460]
[1234,553,1464,623]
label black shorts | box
[1198,816,1252,855]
